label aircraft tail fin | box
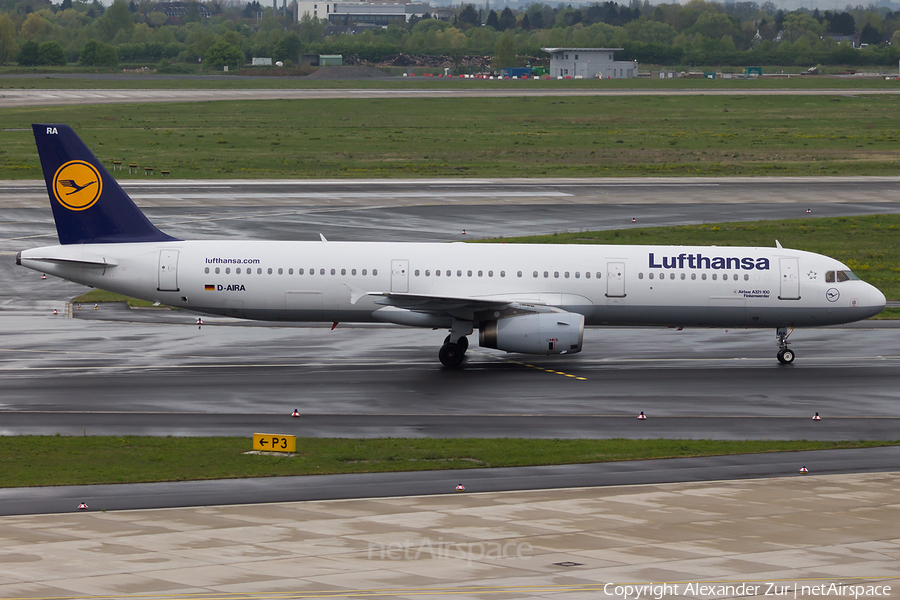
[32,124,178,245]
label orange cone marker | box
[631,218,636,223]
[812,412,821,421]
[291,409,300,418]
[637,411,647,420]
[53,309,58,315]
[799,466,809,474]
[455,484,465,491]
[93,304,98,310]
[78,502,88,510]
[41,274,46,279]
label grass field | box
[2,71,900,89]
[1,437,895,487]
[3,94,900,179]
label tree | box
[16,40,40,65]
[825,11,854,36]
[38,41,66,65]
[79,38,118,66]
[485,9,499,30]
[457,4,479,28]
[498,7,516,31]
[99,0,135,42]
[273,32,301,62]
[204,40,241,68]
[492,29,515,67]
[520,13,530,30]
[20,13,50,40]
[183,2,201,23]
[0,13,18,65]
[859,23,882,45]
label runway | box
[3,86,900,108]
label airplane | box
[17,124,887,367]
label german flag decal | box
[204,284,215,291]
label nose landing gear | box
[776,327,795,364]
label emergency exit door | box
[158,250,179,292]
[391,259,409,293]
[606,262,625,297]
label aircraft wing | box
[367,292,567,320]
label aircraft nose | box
[870,285,886,310]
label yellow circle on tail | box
[52,160,102,211]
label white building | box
[542,47,638,79]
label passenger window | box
[575,272,580,279]
[215,267,220,274]
[837,271,851,282]
[445,270,450,277]
[236,268,241,274]
[517,271,522,278]
[362,269,367,276]
[436,270,441,277]
[702,273,707,280]
[341,269,346,275]
[425,270,430,276]
[478,270,483,277]
[288,268,292,275]
[414,269,419,276]
[352,269,357,276]
[533,271,538,278]
[554,271,559,278]
[638,273,644,280]
[585,272,591,279]
[596,272,601,279]
[320,269,325,275]
[226,268,230,274]
[278,268,283,275]
[373,269,378,276]
[712,274,717,280]
[723,274,728,281]
[669,273,674,280]
[543,271,549,278]
[488,270,494,277]
[267,268,273,275]
[457,270,462,277]
[310,268,314,275]
[468,270,473,277]
[825,271,835,283]
[258,268,263,274]
[680,273,685,280]
[649,272,654,280]
[330,269,335,275]
[204,267,209,274]
[500,271,506,277]
[564,272,569,278]
[691,273,696,280]
[299,268,304,275]
[744,274,749,281]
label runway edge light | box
[252,433,296,453]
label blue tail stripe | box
[32,124,179,245]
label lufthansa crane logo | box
[52,160,102,211]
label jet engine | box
[479,312,584,355]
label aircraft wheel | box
[457,336,469,353]
[439,343,465,367]
[781,348,795,364]
[777,350,785,364]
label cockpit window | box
[840,270,859,281]
[825,271,835,283]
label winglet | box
[775,239,783,249]
[319,233,328,242]
[32,124,178,245]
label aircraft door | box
[606,262,625,297]
[158,250,179,291]
[779,258,800,300]
[391,259,409,293]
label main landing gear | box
[439,320,472,368]
[776,327,795,364]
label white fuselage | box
[19,240,886,329]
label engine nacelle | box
[479,312,584,355]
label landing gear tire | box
[777,349,795,364]
[443,335,469,353]
[439,343,465,368]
